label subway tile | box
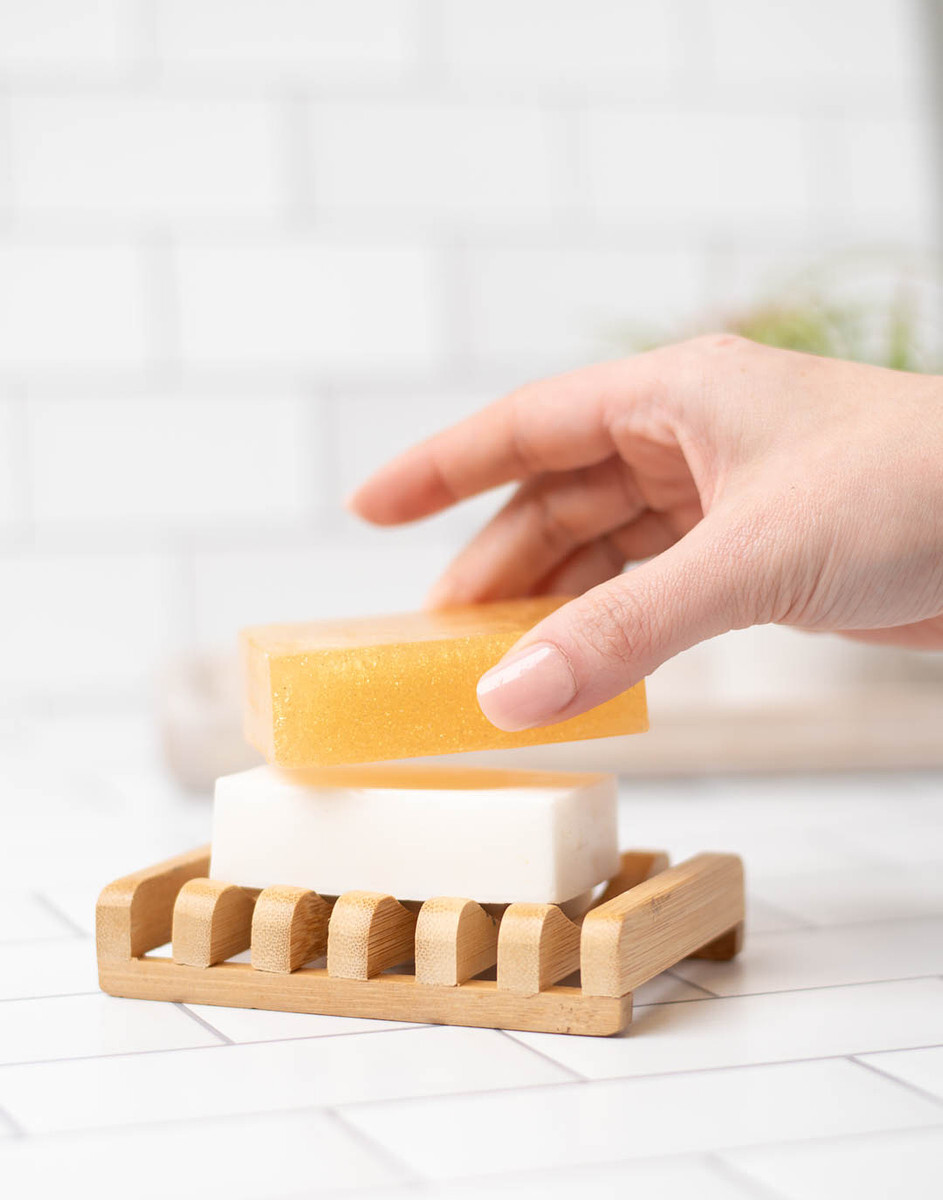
[190,535,454,650]
[176,241,440,372]
[156,0,422,82]
[327,1157,758,1200]
[724,1127,943,1200]
[584,110,812,230]
[507,979,943,1079]
[0,938,99,999]
[11,96,285,222]
[335,389,511,538]
[309,101,562,223]
[341,1058,943,1178]
[673,919,943,996]
[0,1,133,75]
[0,400,25,531]
[859,1045,943,1103]
[442,0,682,89]
[29,394,315,529]
[753,863,943,927]
[0,993,221,1066]
[0,1108,400,1199]
[0,1025,569,1133]
[465,243,704,371]
[838,115,937,236]
[709,0,920,92]
[0,243,148,372]
[0,552,178,703]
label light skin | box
[349,335,943,732]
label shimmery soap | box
[242,597,648,767]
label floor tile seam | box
[745,910,943,934]
[325,1107,427,1186]
[495,1028,585,1081]
[317,1120,943,1188]
[849,1054,943,1110]
[0,1019,481,1070]
[0,933,87,947]
[334,1043,943,1113]
[29,892,89,939]
[175,1002,233,1044]
[0,1104,26,1139]
[0,990,100,1004]
[656,972,943,1003]
[705,1150,787,1199]
[311,1149,736,1199]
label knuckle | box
[688,331,753,356]
[532,488,579,556]
[576,585,658,667]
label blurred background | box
[1,0,942,783]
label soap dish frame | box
[96,846,744,1037]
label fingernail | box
[477,642,577,731]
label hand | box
[349,336,943,731]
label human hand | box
[349,336,943,731]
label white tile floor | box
[1,715,941,1199]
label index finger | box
[347,357,654,526]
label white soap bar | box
[210,765,619,905]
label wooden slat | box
[251,886,334,974]
[172,879,257,968]
[327,891,417,980]
[414,898,499,986]
[581,853,745,997]
[96,845,211,965]
[497,903,581,995]
[101,957,631,1037]
[592,849,670,908]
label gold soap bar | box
[242,597,648,767]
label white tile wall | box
[440,0,685,91]
[0,551,181,702]
[0,243,149,373]
[175,240,440,372]
[308,101,564,225]
[28,394,315,530]
[9,96,286,224]
[0,1,135,77]
[0,0,936,706]
[155,0,424,83]
[584,110,813,231]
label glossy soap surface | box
[241,597,648,767]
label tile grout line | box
[496,1027,586,1082]
[325,1107,427,1187]
[643,972,943,1005]
[28,892,88,939]
[0,1103,27,1139]
[0,1017,429,1069]
[333,1042,943,1111]
[176,1002,234,1045]
[849,1054,943,1111]
[706,1150,789,1200]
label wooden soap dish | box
[96,847,744,1037]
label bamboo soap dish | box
[97,845,744,1037]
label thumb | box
[477,513,764,731]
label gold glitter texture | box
[242,597,648,767]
